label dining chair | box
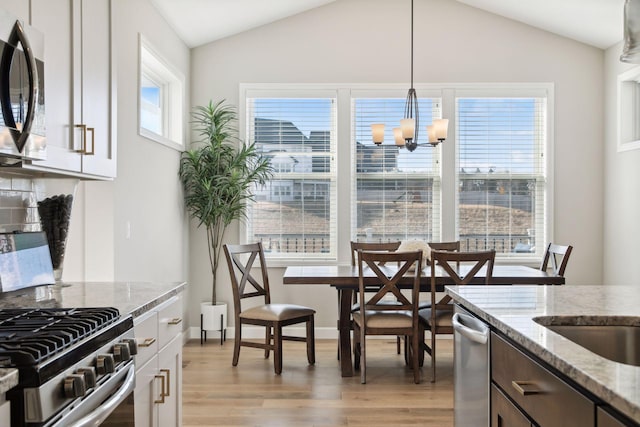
[347,241,403,356]
[223,242,316,375]
[338,241,400,359]
[352,249,423,384]
[420,249,495,382]
[540,243,573,277]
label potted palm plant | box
[179,99,273,340]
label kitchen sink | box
[533,316,640,366]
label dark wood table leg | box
[338,287,354,377]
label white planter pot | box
[200,302,227,333]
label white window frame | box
[240,85,339,266]
[240,83,554,266]
[138,34,185,150]
[450,84,553,263]
[617,66,640,152]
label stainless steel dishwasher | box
[453,304,490,427]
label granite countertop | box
[446,285,640,423]
[0,281,187,317]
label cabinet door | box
[597,407,636,427]
[158,333,183,427]
[74,0,116,178]
[31,0,82,173]
[134,355,160,427]
[491,384,530,427]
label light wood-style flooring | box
[182,338,454,426]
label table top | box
[283,264,565,287]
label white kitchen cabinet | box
[25,0,116,179]
[0,1,29,21]
[134,295,183,427]
[30,0,82,174]
[0,398,9,427]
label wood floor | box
[182,338,454,426]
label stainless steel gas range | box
[0,307,136,426]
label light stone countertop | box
[0,281,187,317]
[446,285,640,423]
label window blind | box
[456,97,547,257]
[351,97,442,243]
[245,97,337,259]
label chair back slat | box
[358,250,422,314]
[540,243,573,276]
[430,250,496,308]
[427,241,460,252]
[350,241,401,266]
[224,243,271,314]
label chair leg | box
[360,327,367,384]
[397,336,401,354]
[307,316,315,365]
[412,333,420,384]
[274,324,283,375]
[232,321,241,367]
[264,326,271,359]
[430,330,436,383]
[353,324,361,371]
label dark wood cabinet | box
[598,407,637,427]
[491,384,530,427]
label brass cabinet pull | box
[73,124,95,154]
[168,318,182,325]
[85,127,95,155]
[75,124,87,153]
[160,368,170,396]
[512,380,541,396]
[154,374,166,404]
[138,337,156,347]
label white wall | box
[189,0,604,330]
[110,0,190,283]
[603,43,640,283]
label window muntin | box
[351,97,442,243]
[245,97,337,260]
[241,85,551,263]
[456,97,546,257]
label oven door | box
[50,362,135,427]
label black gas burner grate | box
[0,308,120,366]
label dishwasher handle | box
[452,312,489,344]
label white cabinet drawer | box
[134,310,159,368]
[157,296,183,349]
[0,398,10,426]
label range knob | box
[76,367,97,388]
[63,374,86,398]
[122,338,138,355]
[96,354,115,375]
[113,343,131,362]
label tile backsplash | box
[0,173,78,232]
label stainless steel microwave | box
[0,9,45,162]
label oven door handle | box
[62,363,136,427]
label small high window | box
[138,35,184,149]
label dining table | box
[283,264,565,377]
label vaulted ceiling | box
[150,0,625,50]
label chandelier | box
[370,0,449,151]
